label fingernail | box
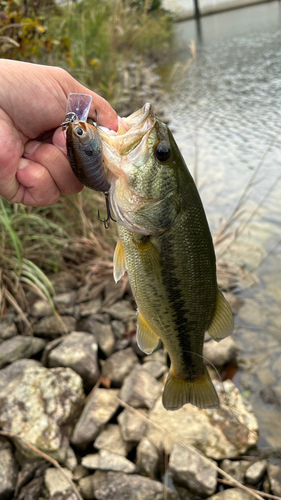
[18,158,29,170]
[24,140,41,156]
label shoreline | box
[162,0,277,22]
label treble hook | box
[98,191,116,229]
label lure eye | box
[76,127,84,136]
[155,143,171,162]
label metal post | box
[194,0,201,18]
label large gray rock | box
[47,331,99,386]
[54,291,78,307]
[203,337,238,366]
[102,348,138,386]
[0,359,84,461]
[207,488,254,500]
[111,320,126,339]
[117,408,147,443]
[120,365,162,409]
[146,380,258,459]
[0,314,17,342]
[94,424,128,456]
[33,316,76,337]
[82,450,137,473]
[92,471,177,500]
[169,443,217,497]
[0,335,46,369]
[136,438,159,478]
[81,317,115,357]
[268,463,281,496]
[104,300,136,320]
[0,438,18,500]
[71,389,120,447]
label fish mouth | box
[98,103,156,167]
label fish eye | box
[155,143,171,162]
[76,127,84,136]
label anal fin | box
[137,310,160,355]
[162,365,219,411]
[113,239,127,283]
[207,289,234,342]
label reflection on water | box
[160,1,281,446]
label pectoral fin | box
[133,236,162,277]
[207,289,234,342]
[137,310,160,354]
[113,240,127,283]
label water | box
[159,1,281,446]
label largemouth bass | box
[98,103,234,410]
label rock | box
[49,272,78,294]
[81,317,115,357]
[207,488,254,500]
[259,386,281,405]
[104,300,135,320]
[256,368,276,386]
[0,359,84,461]
[268,463,281,496]
[111,320,126,339]
[220,459,249,483]
[169,442,217,497]
[0,335,46,369]
[136,438,159,478]
[79,475,94,499]
[115,338,131,351]
[30,299,53,318]
[245,460,267,485]
[54,291,77,307]
[64,447,78,472]
[141,361,166,379]
[203,337,238,366]
[73,465,88,481]
[94,424,128,456]
[102,348,138,387]
[120,365,162,409]
[145,380,258,459]
[0,438,18,499]
[143,349,166,364]
[0,314,17,342]
[82,450,137,473]
[44,468,73,496]
[92,471,177,500]
[79,297,102,317]
[81,454,100,469]
[71,389,119,447]
[117,408,147,443]
[33,316,76,338]
[47,331,99,386]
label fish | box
[98,103,234,411]
[66,120,110,192]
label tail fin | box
[162,365,219,411]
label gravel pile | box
[1,271,279,500]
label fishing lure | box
[62,94,115,228]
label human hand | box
[0,59,118,206]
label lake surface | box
[158,0,281,447]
